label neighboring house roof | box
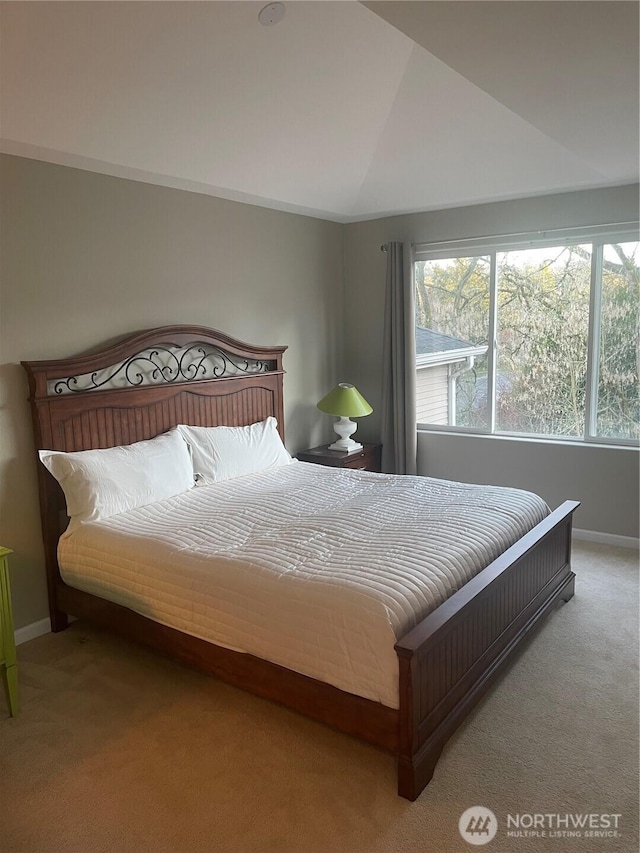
[416,326,488,368]
[416,327,475,355]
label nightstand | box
[297,443,382,473]
[0,546,17,717]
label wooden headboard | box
[22,324,287,629]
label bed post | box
[40,459,70,632]
[23,369,69,633]
[396,652,441,801]
[41,500,69,633]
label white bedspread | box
[58,462,548,708]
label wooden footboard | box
[394,500,579,800]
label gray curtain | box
[380,242,417,475]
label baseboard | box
[14,617,51,646]
[573,528,640,550]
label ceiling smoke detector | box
[258,3,285,27]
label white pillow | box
[177,417,293,484]
[39,429,194,532]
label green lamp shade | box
[317,383,373,418]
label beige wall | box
[0,155,344,628]
[417,433,639,539]
[344,184,640,538]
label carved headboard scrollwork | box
[49,341,274,396]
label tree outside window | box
[415,236,639,444]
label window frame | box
[414,222,640,448]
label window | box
[414,227,639,445]
[596,242,639,440]
[415,256,490,430]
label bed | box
[23,325,579,800]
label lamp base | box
[328,438,363,453]
[329,416,362,453]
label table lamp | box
[317,383,373,452]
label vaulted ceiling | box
[1,1,638,222]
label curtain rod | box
[380,221,638,253]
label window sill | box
[416,427,639,452]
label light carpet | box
[1,542,638,853]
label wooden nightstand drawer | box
[297,443,382,473]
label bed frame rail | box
[395,500,579,800]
